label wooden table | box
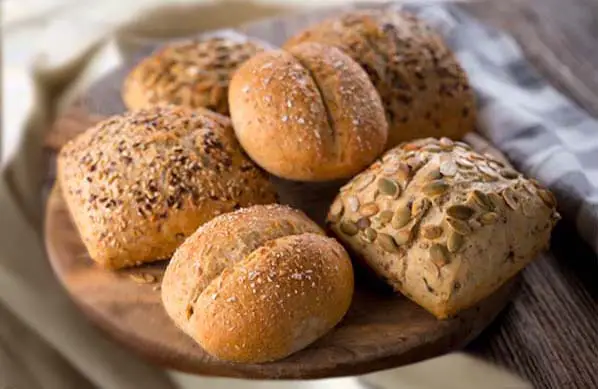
[454,2,598,388]
[44,1,598,388]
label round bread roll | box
[162,204,354,363]
[228,42,388,181]
[123,37,265,115]
[58,106,277,269]
[284,10,476,149]
[326,138,560,319]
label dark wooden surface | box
[42,0,598,387]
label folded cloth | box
[404,4,598,254]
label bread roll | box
[228,42,388,181]
[123,37,264,115]
[162,204,354,363]
[326,138,560,318]
[58,106,276,269]
[284,10,476,149]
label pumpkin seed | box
[396,162,411,184]
[360,202,379,217]
[455,141,471,150]
[402,142,421,151]
[479,212,498,225]
[446,204,475,220]
[377,233,399,253]
[407,155,426,171]
[538,189,556,208]
[340,221,359,236]
[422,225,443,239]
[413,198,432,218]
[424,145,442,153]
[378,210,394,225]
[356,217,371,230]
[484,153,505,167]
[353,173,375,191]
[362,227,377,243]
[394,228,413,245]
[440,160,458,177]
[447,232,464,253]
[439,137,454,149]
[502,188,519,210]
[422,180,449,197]
[377,178,400,198]
[446,217,472,235]
[427,167,442,180]
[522,181,537,196]
[346,196,360,212]
[328,200,344,222]
[500,168,519,179]
[488,192,504,210]
[392,204,411,229]
[470,190,492,210]
[429,244,450,267]
[468,153,485,161]
[456,158,475,169]
[478,164,499,180]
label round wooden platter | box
[43,8,519,380]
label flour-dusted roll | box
[228,42,388,181]
[327,138,560,319]
[162,205,354,363]
[58,106,277,269]
[285,10,476,149]
[123,37,265,115]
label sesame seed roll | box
[57,106,277,269]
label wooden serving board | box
[43,4,523,380]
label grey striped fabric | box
[404,4,598,255]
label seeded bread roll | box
[327,138,560,319]
[123,37,265,115]
[58,106,276,269]
[228,42,388,181]
[284,10,476,149]
[162,205,354,363]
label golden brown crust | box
[57,106,277,269]
[162,205,354,363]
[123,37,264,115]
[284,10,476,149]
[228,43,387,181]
[327,138,560,318]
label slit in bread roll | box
[162,204,354,363]
[228,42,388,182]
[57,106,277,269]
[326,138,559,319]
[284,10,476,149]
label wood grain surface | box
[42,1,598,387]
